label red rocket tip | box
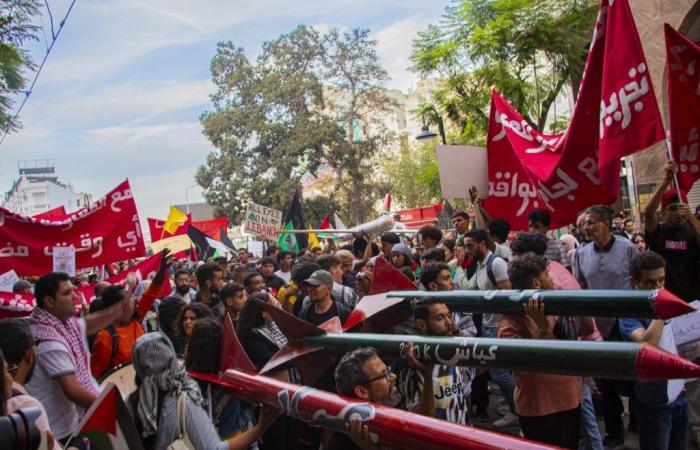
[254,299,325,340]
[342,293,402,331]
[636,343,700,381]
[652,288,696,319]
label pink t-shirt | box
[7,382,60,450]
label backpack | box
[477,253,500,289]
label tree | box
[0,0,40,133]
[410,0,598,144]
[198,26,395,224]
[379,139,442,208]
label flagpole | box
[664,138,683,193]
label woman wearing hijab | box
[127,333,277,450]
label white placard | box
[243,202,283,240]
[672,300,700,346]
[53,246,76,276]
[0,270,19,292]
[248,240,264,258]
[436,145,489,199]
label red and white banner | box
[148,216,227,242]
[665,24,700,192]
[483,0,665,228]
[0,251,177,318]
[484,92,615,230]
[32,205,68,220]
[0,180,146,276]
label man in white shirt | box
[274,250,293,284]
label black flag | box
[187,224,217,261]
[280,190,308,252]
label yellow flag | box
[308,227,320,250]
[163,206,188,235]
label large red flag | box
[484,92,615,230]
[0,180,146,276]
[498,0,664,189]
[32,205,68,220]
[665,24,700,192]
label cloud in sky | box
[1,0,447,232]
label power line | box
[0,0,78,148]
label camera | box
[0,407,41,450]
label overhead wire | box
[0,0,78,147]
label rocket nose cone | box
[636,343,700,381]
[343,310,366,331]
[653,288,696,319]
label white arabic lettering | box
[680,127,699,174]
[600,63,650,139]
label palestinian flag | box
[67,383,144,450]
[278,190,307,253]
[187,224,218,261]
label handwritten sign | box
[672,300,700,346]
[53,246,76,276]
[0,270,19,292]
[243,202,282,240]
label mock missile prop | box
[189,316,556,450]
[277,214,417,237]
[255,300,700,381]
[344,258,695,331]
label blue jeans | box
[633,393,688,450]
[578,383,603,450]
[482,325,516,413]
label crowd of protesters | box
[0,162,699,450]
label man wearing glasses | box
[572,204,638,450]
[331,346,433,450]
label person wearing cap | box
[643,159,700,303]
[297,270,351,327]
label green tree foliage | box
[380,139,442,208]
[410,0,597,144]
[0,0,40,133]
[198,26,394,224]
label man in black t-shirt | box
[298,270,351,326]
[643,160,700,303]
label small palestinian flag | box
[67,383,144,450]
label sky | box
[0,0,448,233]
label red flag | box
[665,24,700,192]
[496,0,664,187]
[0,180,146,276]
[0,291,35,319]
[319,213,331,230]
[484,92,616,230]
[32,205,67,220]
[382,193,391,212]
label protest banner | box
[0,269,19,292]
[0,291,35,319]
[32,205,68,219]
[244,201,283,240]
[436,145,489,199]
[483,0,665,229]
[0,180,146,276]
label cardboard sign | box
[672,300,700,346]
[53,246,76,276]
[436,145,489,199]
[244,202,282,240]
[0,270,19,292]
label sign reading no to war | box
[244,202,282,240]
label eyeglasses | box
[582,220,600,228]
[6,363,18,372]
[364,369,391,384]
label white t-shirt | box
[475,251,510,329]
[274,269,291,284]
[26,339,97,439]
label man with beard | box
[331,346,433,450]
[170,268,196,304]
[0,318,58,449]
[193,263,225,317]
[396,298,474,426]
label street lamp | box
[415,125,438,141]
[414,103,447,145]
[185,184,198,214]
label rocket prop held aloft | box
[276,214,416,239]
[345,258,695,331]
[190,315,557,450]
[255,300,700,382]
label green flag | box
[278,220,299,253]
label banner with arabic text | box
[0,180,146,276]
